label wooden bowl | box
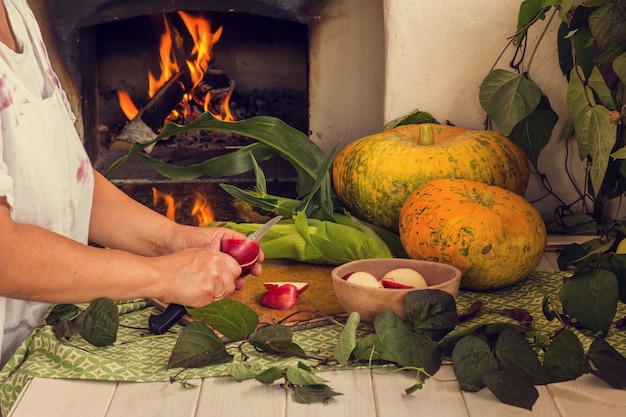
[331,258,462,323]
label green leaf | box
[226,361,256,382]
[46,304,80,325]
[545,213,598,235]
[479,69,543,135]
[250,324,306,356]
[135,143,278,181]
[587,337,626,389]
[559,267,619,335]
[586,65,618,111]
[613,52,626,86]
[383,109,438,130]
[481,370,539,411]
[567,67,618,194]
[375,326,442,376]
[188,299,258,341]
[451,335,498,392]
[516,0,560,43]
[167,321,232,369]
[334,312,360,365]
[404,289,458,342]
[543,329,588,382]
[254,366,285,384]
[494,329,550,385]
[571,27,594,78]
[106,112,328,195]
[78,298,119,347]
[588,3,626,55]
[509,95,557,169]
[286,365,328,386]
[292,384,343,404]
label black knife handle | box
[148,303,187,335]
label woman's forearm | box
[88,170,178,256]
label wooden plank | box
[463,384,562,417]
[547,375,626,417]
[286,369,376,417]
[104,379,201,417]
[372,365,469,417]
[8,378,115,417]
[195,376,286,417]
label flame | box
[119,12,235,124]
[152,187,214,226]
[148,16,182,98]
[117,90,139,120]
[178,11,222,83]
[152,187,182,221]
[191,192,215,226]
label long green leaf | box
[137,143,277,180]
[105,113,327,193]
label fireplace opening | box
[89,10,308,182]
[41,0,384,223]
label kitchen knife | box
[148,215,282,335]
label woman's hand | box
[152,245,244,308]
[165,225,265,287]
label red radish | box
[381,268,428,289]
[345,271,382,288]
[260,283,299,310]
[220,239,260,277]
[263,282,309,295]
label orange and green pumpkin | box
[331,123,530,231]
[398,178,546,291]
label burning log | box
[114,67,236,151]
[115,65,193,149]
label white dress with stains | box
[0,0,94,367]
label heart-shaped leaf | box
[479,69,543,135]
[167,321,232,369]
[559,267,619,335]
[481,369,539,411]
[452,335,498,392]
[543,329,588,382]
[78,298,119,347]
[494,329,550,385]
[404,289,457,342]
[250,324,305,356]
[567,66,617,195]
[188,298,258,341]
[587,337,626,389]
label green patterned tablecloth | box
[2,270,625,414]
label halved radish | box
[344,271,382,288]
[381,268,427,289]
[263,282,309,295]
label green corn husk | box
[216,211,394,265]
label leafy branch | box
[480,0,626,229]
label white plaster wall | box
[309,0,386,153]
[380,0,585,222]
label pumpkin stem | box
[418,124,435,146]
[469,189,495,206]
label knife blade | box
[148,215,282,335]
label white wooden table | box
[8,249,626,417]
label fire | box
[117,90,139,120]
[119,11,235,126]
[191,191,215,227]
[152,187,182,221]
[152,187,214,226]
[148,16,182,98]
